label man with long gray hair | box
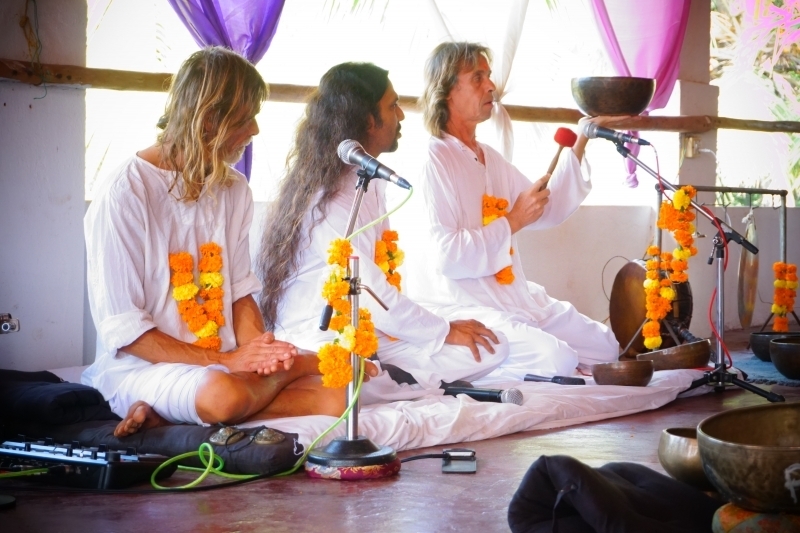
[257,62,509,391]
[407,42,621,379]
[83,47,344,437]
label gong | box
[609,259,694,357]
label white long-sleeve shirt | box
[408,133,591,322]
[274,169,449,353]
[81,156,261,398]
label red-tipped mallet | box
[546,127,578,176]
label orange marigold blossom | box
[482,194,515,285]
[772,262,798,332]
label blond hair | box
[157,46,268,201]
[420,42,492,138]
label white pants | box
[434,300,619,380]
[109,362,229,425]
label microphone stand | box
[613,142,784,402]
[306,169,401,478]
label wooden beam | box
[2,58,800,134]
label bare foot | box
[114,401,170,437]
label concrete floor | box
[2,328,798,533]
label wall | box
[0,0,88,370]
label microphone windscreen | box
[337,139,361,164]
[553,127,578,148]
[501,388,523,405]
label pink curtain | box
[589,0,691,187]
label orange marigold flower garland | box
[657,185,698,283]
[772,262,798,332]
[318,238,379,388]
[642,245,677,350]
[375,230,404,292]
[482,194,514,285]
[169,243,225,351]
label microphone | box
[583,122,650,146]
[337,140,412,190]
[546,127,578,176]
[443,386,523,405]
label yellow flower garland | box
[318,238,379,388]
[169,243,225,351]
[656,185,698,283]
[482,194,514,285]
[772,262,798,332]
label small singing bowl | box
[770,337,800,380]
[570,76,655,117]
[637,340,711,371]
[592,360,654,386]
[751,331,800,362]
[658,428,715,491]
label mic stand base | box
[305,436,400,480]
[685,367,785,403]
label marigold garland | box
[772,262,798,332]
[375,230,404,292]
[642,245,677,350]
[168,243,225,351]
[657,185,698,284]
[318,238,379,388]
[482,194,514,285]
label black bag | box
[508,455,722,533]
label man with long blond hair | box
[407,42,622,379]
[82,47,346,436]
[256,62,509,391]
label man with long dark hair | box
[257,62,508,390]
[83,47,344,437]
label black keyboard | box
[0,439,177,489]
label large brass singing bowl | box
[658,428,715,491]
[698,403,800,513]
[637,340,711,371]
[571,76,655,117]
[592,360,654,386]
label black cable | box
[400,453,446,463]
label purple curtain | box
[589,0,691,187]
[168,0,286,180]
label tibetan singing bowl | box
[658,428,715,491]
[571,76,655,117]
[770,337,800,380]
[698,403,800,513]
[750,331,800,362]
[592,360,653,386]
[637,340,711,371]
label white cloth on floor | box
[272,169,508,388]
[81,156,261,420]
[404,134,619,378]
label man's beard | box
[223,141,250,165]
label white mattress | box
[52,365,708,452]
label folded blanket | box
[508,455,723,533]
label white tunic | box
[405,134,618,378]
[81,156,261,401]
[273,168,508,388]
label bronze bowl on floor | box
[592,360,653,386]
[658,428,715,491]
[637,340,711,371]
[749,331,800,361]
[770,337,800,380]
[698,403,800,513]
[570,77,655,117]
